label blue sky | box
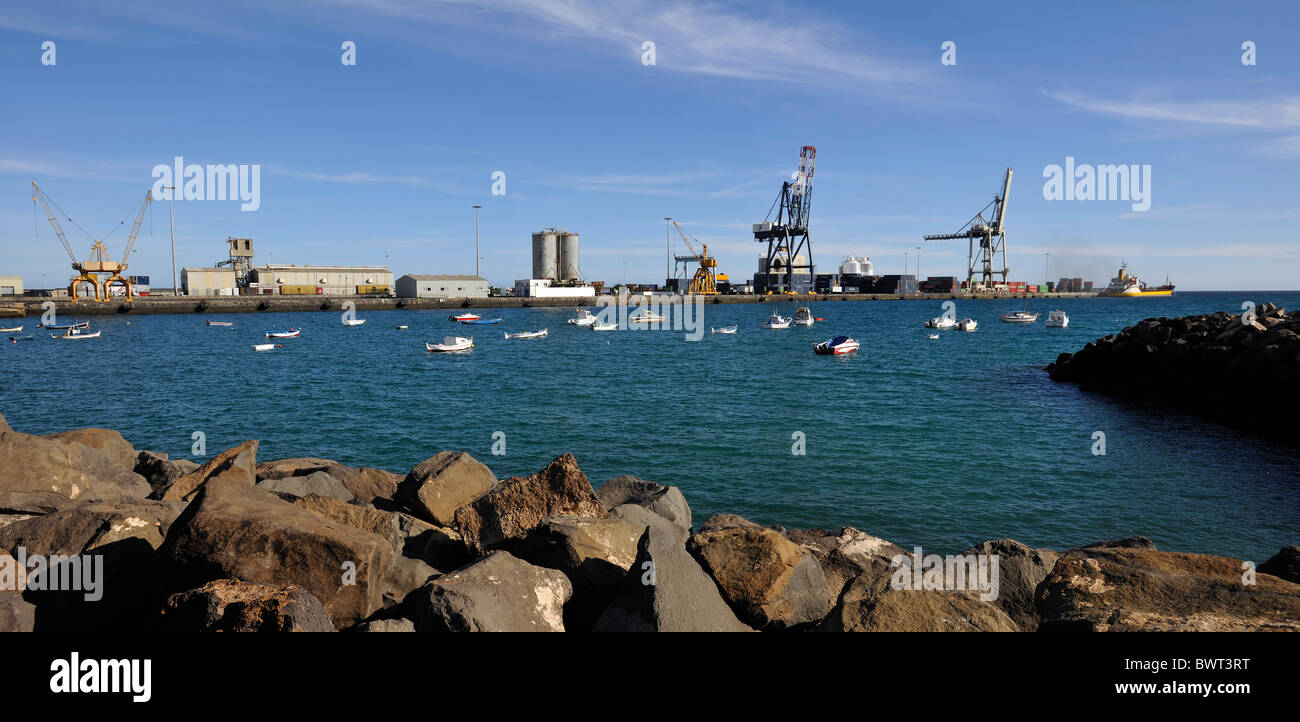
[1,0,1297,290]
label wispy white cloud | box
[1048,91,1300,129]
[1118,203,1223,220]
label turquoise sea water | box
[3,291,1297,561]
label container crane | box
[671,220,718,295]
[33,182,152,301]
[923,168,1013,289]
[753,145,816,294]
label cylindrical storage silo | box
[558,232,580,281]
[840,257,862,275]
[860,257,874,276]
[532,230,558,280]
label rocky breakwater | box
[1046,304,1300,440]
[1,412,1298,632]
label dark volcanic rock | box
[134,451,199,498]
[593,527,753,632]
[1259,545,1300,584]
[164,579,335,632]
[609,504,690,543]
[452,454,606,555]
[960,538,1059,630]
[161,440,259,502]
[817,573,1019,632]
[1036,547,1300,631]
[0,428,151,513]
[257,457,401,505]
[596,475,691,534]
[257,471,355,502]
[785,526,904,604]
[513,515,642,632]
[688,521,831,630]
[408,551,572,632]
[1078,536,1158,551]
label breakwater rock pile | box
[1047,304,1300,440]
[1,413,1297,632]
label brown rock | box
[289,495,403,551]
[396,451,497,526]
[164,579,335,632]
[0,428,151,513]
[785,526,904,603]
[44,428,137,470]
[162,440,258,502]
[256,457,401,504]
[408,551,572,632]
[817,573,1019,632]
[514,515,642,631]
[1037,547,1300,631]
[453,454,606,555]
[688,523,831,629]
[1259,545,1300,584]
[134,451,199,498]
[961,539,1058,630]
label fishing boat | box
[814,335,860,355]
[567,308,598,327]
[1000,310,1038,323]
[395,325,409,330]
[924,316,957,330]
[628,310,667,324]
[761,313,791,329]
[1046,309,1069,328]
[52,328,101,340]
[591,322,618,331]
[0,325,21,333]
[926,333,940,340]
[342,319,366,327]
[42,320,89,330]
[449,313,481,321]
[957,318,978,332]
[711,326,738,334]
[266,329,300,338]
[504,329,548,339]
[460,317,502,325]
[792,307,815,327]
[251,343,282,352]
[426,336,473,352]
[205,320,234,327]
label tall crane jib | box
[671,221,718,295]
[753,145,816,294]
[922,168,1013,290]
[32,182,153,302]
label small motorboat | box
[926,333,940,340]
[427,336,473,352]
[42,320,89,330]
[711,326,738,334]
[342,318,367,327]
[761,313,791,329]
[957,318,978,332]
[1046,309,1069,328]
[266,329,300,338]
[0,325,22,333]
[449,313,480,321]
[52,328,101,340]
[1001,311,1038,323]
[251,343,283,352]
[591,322,619,332]
[924,317,957,330]
[505,328,548,339]
[395,325,409,330]
[628,310,667,324]
[814,335,860,355]
[792,307,815,327]
[567,308,598,327]
[206,320,234,327]
[460,317,502,325]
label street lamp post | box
[472,205,482,278]
[1044,252,1050,291]
[664,217,671,284]
[164,185,177,295]
[916,246,921,281]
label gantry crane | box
[923,168,1013,288]
[33,182,152,301]
[754,145,816,294]
[671,220,718,295]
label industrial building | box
[397,274,489,299]
[182,267,238,296]
[515,226,595,298]
[0,275,23,296]
[247,265,393,296]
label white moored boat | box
[342,319,366,326]
[762,313,791,329]
[205,320,233,327]
[711,326,738,334]
[427,336,473,352]
[504,329,548,339]
[792,307,815,327]
[449,313,480,322]
[925,316,957,330]
[957,318,978,332]
[1000,311,1038,323]
[591,322,619,332]
[52,327,100,340]
[567,308,598,327]
[251,343,280,352]
[0,325,22,333]
[1046,309,1069,328]
[813,335,860,355]
[628,310,667,324]
[266,329,300,338]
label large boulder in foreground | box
[408,551,572,632]
[785,526,904,603]
[395,452,497,526]
[1258,546,1300,584]
[817,573,1019,632]
[161,476,393,629]
[688,520,831,630]
[164,578,335,632]
[0,499,184,556]
[593,527,753,632]
[161,440,259,502]
[1036,547,1300,631]
[514,515,643,631]
[44,428,137,471]
[453,454,606,556]
[596,476,691,535]
[960,538,1059,631]
[257,458,401,505]
[0,428,150,513]
[257,471,355,502]
[609,503,690,543]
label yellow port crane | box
[33,182,152,301]
[671,220,719,295]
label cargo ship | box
[1099,263,1174,297]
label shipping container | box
[356,285,390,295]
[280,285,322,296]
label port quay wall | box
[3,292,1100,318]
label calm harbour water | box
[3,291,1297,561]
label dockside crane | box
[923,168,1013,288]
[671,220,718,295]
[32,182,153,301]
[753,145,816,294]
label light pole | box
[623,260,628,287]
[1044,252,1050,291]
[916,245,921,280]
[904,251,908,277]
[664,217,671,283]
[165,185,177,295]
[472,205,482,278]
